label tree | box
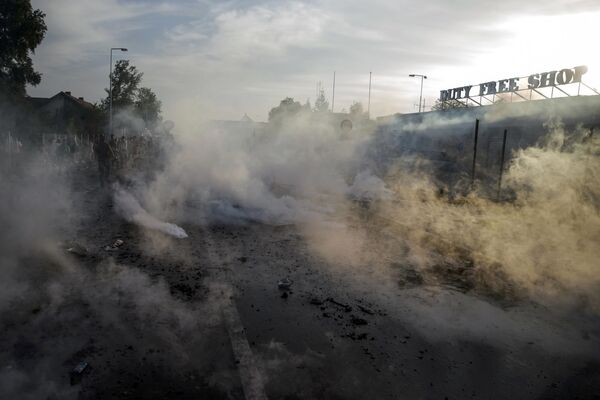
[268,97,303,122]
[101,60,143,112]
[0,0,47,98]
[349,101,368,119]
[135,87,161,127]
[100,60,163,131]
[314,89,329,113]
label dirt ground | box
[1,166,599,400]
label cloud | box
[27,0,600,121]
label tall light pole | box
[109,47,128,137]
[368,71,372,118]
[409,74,427,112]
[331,71,336,112]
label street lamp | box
[409,74,427,112]
[109,47,128,137]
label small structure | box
[26,91,101,144]
[30,91,96,130]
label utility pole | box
[332,71,336,112]
[471,119,480,190]
[109,47,128,138]
[409,74,427,112]
[368,71,372,118]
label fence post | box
[470,119,480,190]
[497,128,508,200]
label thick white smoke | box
[139,110,600,314]
[142,113,383,226]
[114,186,188,238]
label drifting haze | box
[116,101,600,315]
[3,78,599,399]
[28,0,600,123]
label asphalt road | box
[1,171,599,400]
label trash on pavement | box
[70,361,89,385]
[351,317,368,326]
[65,243,88,257]
[327,298,352,312]
[358,305,374,315]
[277,278,293,290]
[105,238,124,251]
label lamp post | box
[109,47,128,137]
[409,74,427,112]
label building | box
[26,91,101,143]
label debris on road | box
[70,361,89,385]
[358,305,374,315]
[326,298,352,312]
[171,283,194,299]
[351,317,368,326]
[309,298,323,306]
[346,332,368,341]
[105,238,124,251]
[64,242,88,257]
[277,278,292,290]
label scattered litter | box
[277,278,293,290]
[351,317,368,326]
[67,244,87,257]
[105,238,124,251]
[61,242,88,257]
[70,361,89,385]
[358,305,374,315]
[346,332,368,341]
[327,298,352,312]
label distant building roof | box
[28,91,94,110]
[241,113,253,122]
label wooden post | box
[497,129,508,200]
[470,119,479,190]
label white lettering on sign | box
[439,66,588,101]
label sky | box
[28,0,600,125]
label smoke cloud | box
[0,135,228,399]
[2,93,599,398]
[114,186,188,238]
[142,113,379,226]
[137,107,600,318]
[375,123,600,312]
